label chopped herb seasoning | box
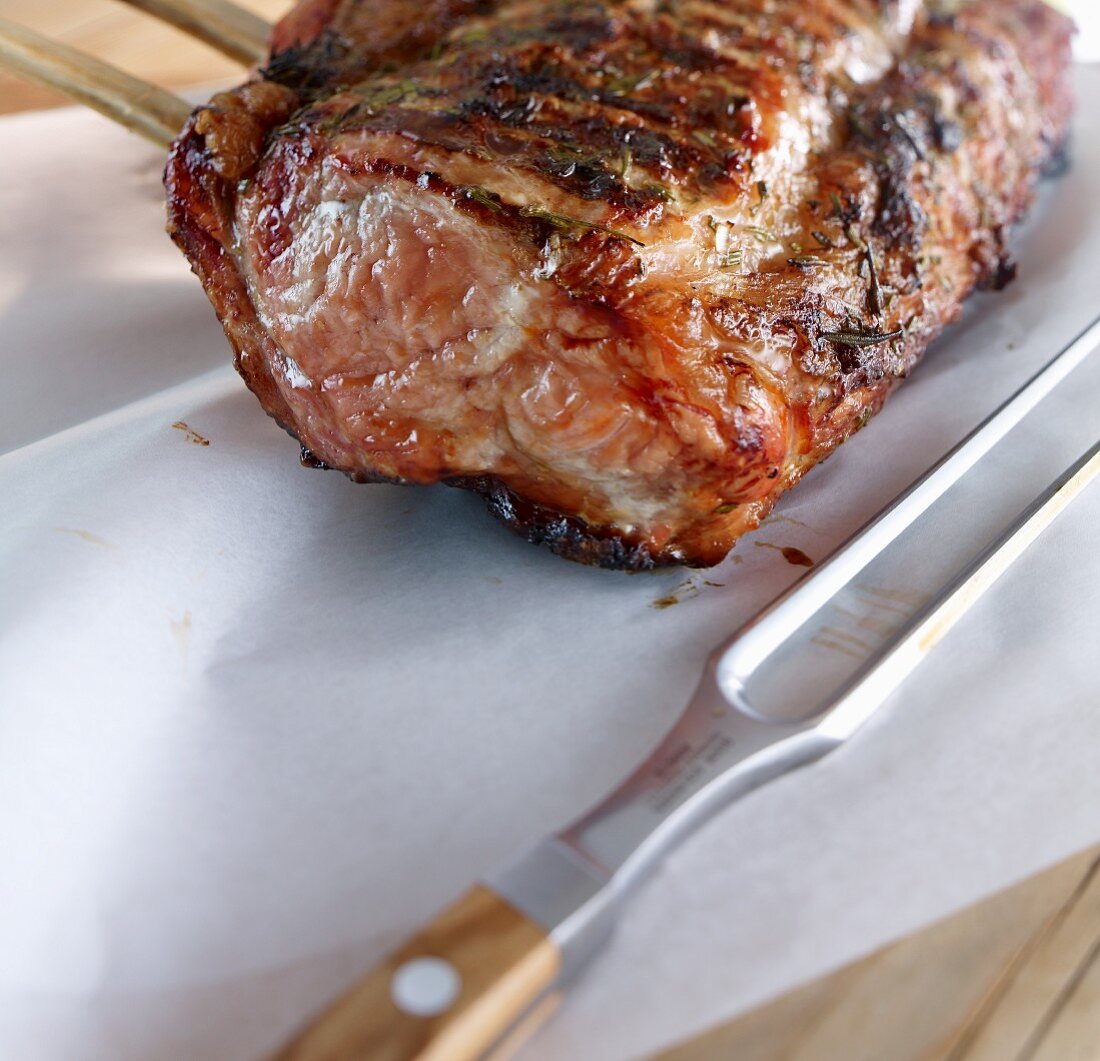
[719,249,744,268]
[607,70,655,95]
[464,186,503,212]
[693,130,718,148]
[714,502,739,514]
[789,256,830,269]
[812,230,837,249]
[745,226,779,243]
[519,206,646,247]
[820,327,904,348]
[865,247,884,315]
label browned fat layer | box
[194,82,299,181]
[320,153,650,256]
[165,129,297,431]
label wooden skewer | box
[0,16,192,147]
[114,0,271,67]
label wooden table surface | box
[3,3,1098,1058]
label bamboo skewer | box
[115,0,271,66]
[0,17,192,147]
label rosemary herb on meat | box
[844,223,867,251]
[820,328,904,348]
[464,186,504,212]
[865,248,884,315]
[518,206,645,247]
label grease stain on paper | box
[831,604,900,639]
[55,527,115,549]
[811,626,871,660]
[170,610,192,664]
[652,575,724,610]
[653,581,698,609]
[811,585,929,659]
[860,585,928,611]
[173,421,211,446]
[755,541,815,568]
[763,513,812,531]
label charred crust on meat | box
[1041,135,1072,179]
[299,445,332,470]
[263,32,354,99]
[458,476,665,570]
[979,251,1018,291]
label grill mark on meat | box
[264,0,910,213]
[166,0,1075,568]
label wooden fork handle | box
[272,885,561,1061]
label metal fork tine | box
[0,15,192,147]
[114,0,271,66]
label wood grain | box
[116,0,272,65]
[272,885,561,1061]
[657,845,1100,1061]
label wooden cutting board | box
[659,842,1100,1061]
[3,4,1097,1058]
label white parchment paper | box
[1,66,1099,1061]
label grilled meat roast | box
[165,0,1074,569]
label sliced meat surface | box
[165,0,1075,568]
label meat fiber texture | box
[165,0,1075,569]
